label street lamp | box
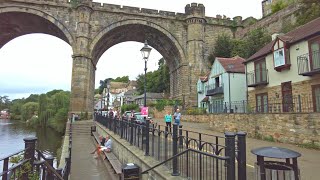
[140,40,152,107]
[100,80,106,113]
[106,80,111,111]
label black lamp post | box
[106,80,111,111]
[140,40,152,107]
[100,80,106,113]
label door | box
[310,38,320,70]
[256,93,268,113]
[312,85,320,112]
[255,60,267,84]
[281,81,293,112]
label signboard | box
[141,107,148,116]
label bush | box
[186,108,207,115]
[121,104,139,112]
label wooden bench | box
[92,131,122,177]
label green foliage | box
[271,0,288,14]
[263,135,275,142]
[136,58,170,94]
[296,0,320,26]
[48,108,69,134]
[70,0,80,7]
[298,141,320,150]
[186,108,207,115]
[154,99,181,111]
[209,28,271,64]
[21,102,39,121]
[113,76,129,83]
[121,104,139,113]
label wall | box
[95,122,182,180]
[182,113,320,146]
[230,73,246,102]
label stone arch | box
[0,6,74,49]
[90,19,186,98]
[90,19,186,68]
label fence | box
[0,120,72,180]
[95,114,247,180]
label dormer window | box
[273,38,291,71]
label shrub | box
[186,108,207,115]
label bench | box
[92,131,122,177]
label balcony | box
[247,69,269,87]
[206,84,223,96]
[297,50,320,76]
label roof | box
[201,96,209,102]
[110,82,127,89]
[199,71,210,82]
[124,89,138,96]
[246,17,320,62]
[134,93,164,100]
[216,56,246,73]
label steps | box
[69,120,94,135]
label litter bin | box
[122,163,139,180]
[251,146,301,180]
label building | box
[261,0,295,17]
[205,56,247,113]
[123,89,139,105]
[133,93,164,107]
[244,17,320,113]
[197,72,209,110]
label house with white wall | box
[244,17,320,113]
[206,56,247,113]
[197,73,209,110]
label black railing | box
[247,69,269,87]
[253,94,317,113]
[208,100,248,113]
[94,114,247,180]
[206,84,224,96]
[297,50,320,75]
[0,119,72,180]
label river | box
[0,119,63,170]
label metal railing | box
[247,69,269,87]
[206,83,224,96]
[94,114,247,180]
[297,50,320,75]
[208,100,248,113]
[0,119,72,180]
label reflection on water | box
[0,119,62,170]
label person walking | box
[173,108,181,126]
[164,112,172,132]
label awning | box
[201,96,209,102]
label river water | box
[0,119,62,170]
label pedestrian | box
[91,135,112,158]
[164,111,172,132]
[173,108,181,126]
[108,109,114,118]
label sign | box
[141,107,148,116]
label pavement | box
[153,119,320,180]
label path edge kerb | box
[95,121,183,180]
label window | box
[215,77,220,88]
[281,81,293,112]
[274,48,285,67]
[312,85,320,112]
[309,37,320,71]
[254,59,267,84]
[256,93,268,113]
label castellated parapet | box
[185,3,205,18]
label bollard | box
[22,137,37,180]
[171,124,179,176]
[237,132,247,180]
[225,132,236,180]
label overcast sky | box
[0,0,262,100]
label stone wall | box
[95,122,182,180]
[183,113,320,146]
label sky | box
[0,0,262,100]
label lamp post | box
[100,80,106,114]
[106,80,111,111]
[140,40,152,107]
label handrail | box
[35,149,48,160]
[42,160,64,180]
[0,149,25,161]
[0,159,29,176]
[140,148,230,175]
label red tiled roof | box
[216,56,246,73]
[246,17,320,62]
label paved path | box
[154,119,320,180]
[70,121,118,180]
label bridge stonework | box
[0,0,242,115]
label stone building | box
[244,17,320,113]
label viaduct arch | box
[0,0,241,115]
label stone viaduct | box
[0,0,252,115]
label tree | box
[210,34,233,65]
[21,102,38,121]
[243,28,271,58]
[296,0,320,26]
[113,76,129,83]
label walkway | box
[70,120,118,180]
[153,119,320,180]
